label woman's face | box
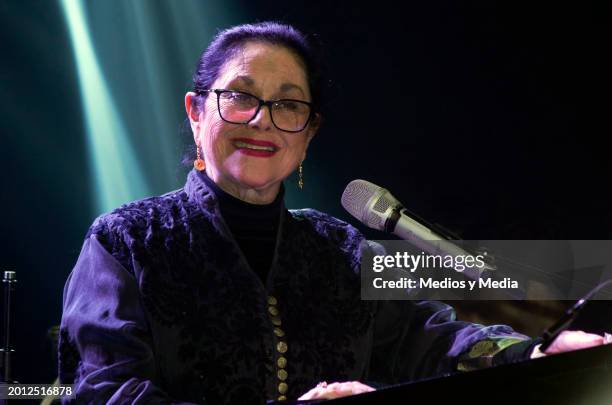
[186,42,319,203]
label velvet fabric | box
[59,170,532,404]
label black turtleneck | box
[198,171,282,283]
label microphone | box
[341,179,494,275]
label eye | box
[220,91,258,108]
[276,101,300,111]
[225,91,251,101]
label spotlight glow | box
[60,0,150,213]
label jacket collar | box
[184,169,219,213]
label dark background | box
[1,0,611,386]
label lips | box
[232,137,279,157]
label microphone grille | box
[341,179,378,220]
[342,179,386,229]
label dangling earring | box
[194,144,206,171]
[298,162,304,190]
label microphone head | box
[341,179,402,231]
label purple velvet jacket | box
[59,170,533,404]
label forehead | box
[214,42,309,95]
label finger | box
[303,381,377,400]
[547,330,604,354]
[329,381,375,397]
[327,383,351,398]
[351,385,375,395]
[561,330,603,348]
[299,382,347,400]
[345,381,375,394]
[320,383,357,399]
[354,385,376,394]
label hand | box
[298,381,376,400]
[531,330,609,359]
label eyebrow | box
[234,75,255,86]
[280,82,305,96]
[232,75,306,97]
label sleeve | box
[58,234,199,405]
[363,241,538,384]
[368,300,539,383]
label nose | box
[248,104,273,131]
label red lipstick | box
[232,138,279,157]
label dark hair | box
[190,21,326,114]
[182,21,327,165]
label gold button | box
[274,327,285,338]
[268,296,278,305]
[277,395,287,401]
[271,317,282,326]
[278,382,288,394]
[277,341,288,353]
[277,369,288,381]
[277,356,287,368]
[268,306,279,316]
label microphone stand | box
[540,278,612,351]
[0,271,16,384]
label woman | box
[59,22,605,404]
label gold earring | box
[194,144,206,171]
[298,163,304,189]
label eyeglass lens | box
[218,91,310,132]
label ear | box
[185,92,201,142]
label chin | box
[234,172,279,191]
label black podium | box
[279,343,612,405]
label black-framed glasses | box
[200,89,314,133]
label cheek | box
[280,137,309,164]
[201,118,230,158]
